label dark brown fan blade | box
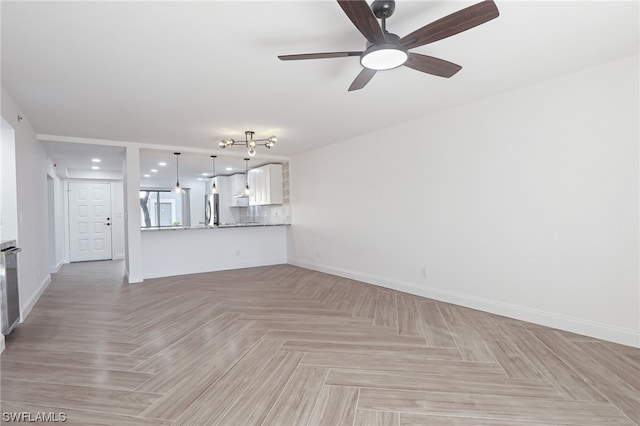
[337,0,384,43]
[278,51,362,61]
[400,0,499,50]
[348,68,377,91]
[404,53,462,78]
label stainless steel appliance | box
[1,240,21,335]
[204,193,219,226]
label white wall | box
[1,87,52,321]
[0,116,17,352]
[46,158,65,272]
[1,117,18,242]
[142,226,287,279]
[123,146,142,283]
[112,181,125,260]
[288,55,640,347]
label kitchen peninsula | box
[141,223,288,279]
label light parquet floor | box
[1,261,638,425]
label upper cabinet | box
[248,164,283,206]
[229,174,249,207]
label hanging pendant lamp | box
[209,155,218,194]
[171,152,185,194]
[243,157,251,196]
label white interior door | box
[69,182,112,262]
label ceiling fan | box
[278,0,499,91]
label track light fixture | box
[219,131,277,157]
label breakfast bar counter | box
[141,223,289,280]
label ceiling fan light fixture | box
[279,0,499,90]
[361,43,408,70]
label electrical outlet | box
[421,267,428,278]
[235,249,240,256]
[316,250,320,259]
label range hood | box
[233,180,250,198]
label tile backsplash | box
[232,205,286,224]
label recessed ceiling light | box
[91,158,101,163]
[226,167,233,171]
[91,166,100,170]
[201,173,208,176]
[197,178,204,181]
[143,174,150,177]
[151,169,158,173]
[158,162,167,166]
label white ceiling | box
[44,141,125,177]
[43,142,258,187]
[2,1,638,177]
[139,149,270,188]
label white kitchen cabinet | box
[248,164,283,206]
[229,173,249,207]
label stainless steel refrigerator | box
[204,193,219,226]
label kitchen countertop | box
[141,223,290,232]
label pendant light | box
[243,157,250,196]
[209,155,218,194]
[171,152,185,194]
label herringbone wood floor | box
[1,261,638,425]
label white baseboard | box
[20,274,52,322]
[142,258,287,281]
[49,258,65,274]
[113,253,125,260]
[288,258,640,348]
[0,334,5,353]
[125,267,144,284]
